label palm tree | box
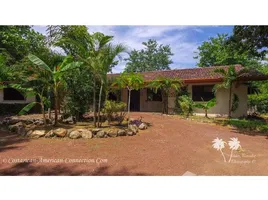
[113,72,144,128]
[28,54,82,125]
[213,65,248,118]
[194,98,217,118]
[148,76,182,114]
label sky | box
[33,25,234,73]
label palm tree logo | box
[212,137,242,163]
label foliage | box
[194,34,255,67]
[148,76,182,114]
[102,100,127,125]
[230,26,268,59]
[231,94,239,112]
[124,39,173,72]
[194,98,217,118]
[178,95,194,117]
[248,94,268,114]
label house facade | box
[110,65,268,118]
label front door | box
[130,90,140,111]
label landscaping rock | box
[129,124,139,134]
[96,130,106,138]
[117,130,126,136]
[8,122,25,132]
[126,129,135,136]
[81,130,93,139]
[44,130,55,138]
[7,117,20,125]
[69,130,81,139]
[17,126,27,136]
[62,116,74,124]
[138,123,148,130]
[107,130,118,137]
[92,128,101,135]
[54,128,67,137]
[29,130,46,138]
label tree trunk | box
[54,87,58,126]
[48,108,51,119]
[128,89,131,128]
[97,80,103,127]
[41,102,47,126]
[205,109,208,118]
[93,76,96,127]
[228,85,232,118]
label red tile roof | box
[108,64,268,83]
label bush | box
[227,119,268,133]
[178,95,194,117]
[103,100,127,125]
[248,94,268,114]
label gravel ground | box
[0,112,268,176]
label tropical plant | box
[178,95,194,117]
[28,54,82,125]
[149,76,182,114]
[102,100,127,125]
[194,98,217,118]
[213,65,248,118]
[113,72,144,127]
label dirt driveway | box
[0,112,268,175]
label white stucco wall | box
[186,82,248,118]
[0,89,35,104]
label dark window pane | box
[192,85,215,101]
[147,89,162,101]
[3,88,25,100]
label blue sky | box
[33,25,234,73]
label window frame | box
[147,88,162,102]
[192,84,215,102]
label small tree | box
[113,72,144,127]
[148,76,182,114]
[178,95,194,118]
[213,65,248,118]
[194,98,217,118]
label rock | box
[81,130,93,139]
[29,130,46,138]
[44,130,55,138]
[62,116,74,124]
[92,128,101,135]
[17,126,27,136]
[96,130,106,138]
[138,123,148,130]
[129,124,139,134]
[8,117,20,125]
[107,130,118,137]
[126,129,135,136]
[69,130,81,139]
[8,122,25,132]
[54,128,67,137]
[117,130,126,136]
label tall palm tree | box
[214,65,248,118]
[148,76,182,114]
[28,54,82,125]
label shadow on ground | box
[0,162,150,176]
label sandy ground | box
[0,112,268,176]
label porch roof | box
[108,64,268,84]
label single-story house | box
[108,65,268,117]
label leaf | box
[28,54,52,73]
[18,102,38,115]
[58,61,83,73]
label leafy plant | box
[103,100,127,125]
[194,98,217,118]
[178,95,194,117]
[231,93,239,112]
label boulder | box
[54,128,67,137]
[69,130,81,139]
[96,130,106,138]
[8,122,25,133]
[17,126,27,136]
[129,124,139,134]
[138,123,148,130]
[44,130,55,138]
[81,130,93,139]
[8,117,20,125]
[28,130,46,138]
[92,128,101,135]
[107,129,118,137]
[117,130,126,136]
[126,129,135,136]
[62,116,74,124]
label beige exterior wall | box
[0,89,35,104]
[186,82,248,118]
[119,82,248,117]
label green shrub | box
[248,94,268,114]
[103,100,127,125]
[178,95,194,117]
[226,119,268,133]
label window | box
[147,89,162,101]
[107,91,121,101]
[192,85,215,101]
[3,88,25,101]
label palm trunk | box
[93,76,96,127]
[228,85,232,118]
[128,89,131,128]
[97,80,103,127]
[205,109,208,118]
